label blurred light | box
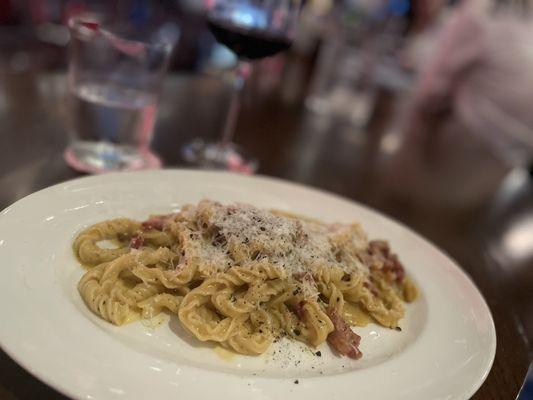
[207,44,238,69]
[231,6,267,29]
[502,215,533,261]
[380,130,401,155]
[153,22,180,48]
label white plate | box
[0,170,495,400]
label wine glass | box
[182,0,301,173]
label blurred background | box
[0,0,532,398]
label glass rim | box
[67,14,174,54]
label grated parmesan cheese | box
[199,201,370,284]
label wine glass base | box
[182,139,258,174]
[64,141,162,174]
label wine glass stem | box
[221,61,252,146]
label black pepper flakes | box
[395,327,402,332]
[293,329,301,336]
[315,351,321,357]
[294,380,299,385]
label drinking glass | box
[182,0,301,173]
[306,0,410,127]
[65,14,176,174]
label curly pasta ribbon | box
[75,201,418,357]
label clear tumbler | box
[65,14,175,173]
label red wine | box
[208,20,292,60]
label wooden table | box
[0,71,531,399]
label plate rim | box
[0,169,497,400]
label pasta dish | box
[75,200,417,358]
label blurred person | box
[409,0,533,165]
[378,0,533,207]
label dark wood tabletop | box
[0,68,531,399]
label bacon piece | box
[326,308,363,359]
[288,300,307,321]
[130,235,144,249]
[142,217,165,231]
[368,240,406,282]
[141,214,176,231]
